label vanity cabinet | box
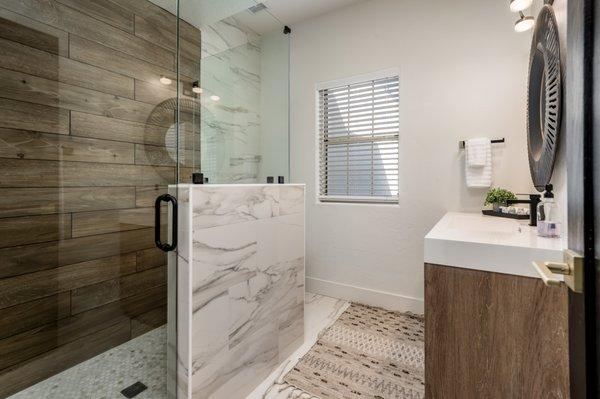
[424,263,569,399]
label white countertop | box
[424,212,566,279]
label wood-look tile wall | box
[0,0,200,396]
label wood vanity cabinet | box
[424,263,569,399]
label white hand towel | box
[465,137,490,167]
[465,138,492,187]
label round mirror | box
[527,5,561,191]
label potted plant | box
[484,187,517,212]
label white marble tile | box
[177,185,305,398]
[200,14,262,184]
[246,293,350,399]
[279,186,305,216]
[192,186,279,228]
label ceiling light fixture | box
[210,95,220,102]
[192,81,203,94]
[159,76,172,85]
[514,12,535,32]
[509,0,533,12]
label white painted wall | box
[259,30,290,182]
[289,0,565,311]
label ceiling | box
[261,0,366,26]
[149,0,365,30]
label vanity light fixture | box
[192,81,203,94]
[159,76,172,85]
[210,95,220,102]
[509,0,533,12]
[514,12,535,32]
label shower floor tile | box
[7,293,349,399]
[8,326,167,399]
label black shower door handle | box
[155,194,177,252]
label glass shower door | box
[0,0,195,397]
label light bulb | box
[210,95,220,102]
[159,76,172,85]
[514,13,535,32]
[192,81,203,94]
[509,0,533,12]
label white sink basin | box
[424,212,566,279]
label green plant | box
[484,187,517,206]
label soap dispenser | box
[537,184,561,238]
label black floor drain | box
[120,381,147,398]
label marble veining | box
[174,185,305,399]
[201,14,264,184]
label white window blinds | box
[318,75,399,202]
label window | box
[318,71,400,203]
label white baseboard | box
[306,276,424,313]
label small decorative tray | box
[482,210,529,220]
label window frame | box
[315,69,400,205]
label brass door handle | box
[531,261,569,286]
[532,249,584,293]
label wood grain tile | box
[131,305,166,338]
[71,111,169,147]
[0,187,136,218]
[135,186,168,208]
[69,35,177,84]
[0,9,68,56]
[134,79,176,105]
[110,0,200,48]
[0,68,172,126]
[0,38,134,98]
[0,253,136,309]
[55,0,134,33]
[135,144,176,166]
[0,128,135,164]
[71,207,160,237]
[133,14,200,61]
[1,0,174,69]
[136,247,167,271]
[0,158,174,187]
[0,320,131,398]
[0,98,69,135]
[0,228,155,278]
[0,214,71,248]
[71,266,167,314]
[0,284,165,374]
[0,292,70,340]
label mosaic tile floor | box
[8,326,167,399]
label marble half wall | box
[172,184,305,398]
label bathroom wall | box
[0,0,199,395]
[290,0,544,311]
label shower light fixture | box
[192,81,203,94]
[210,95,220,102]
[159,76,172,85]
[509,0,533,12]
[514,12,535,32]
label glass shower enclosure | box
[0,0,288,397]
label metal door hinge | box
[532,249,584,293]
